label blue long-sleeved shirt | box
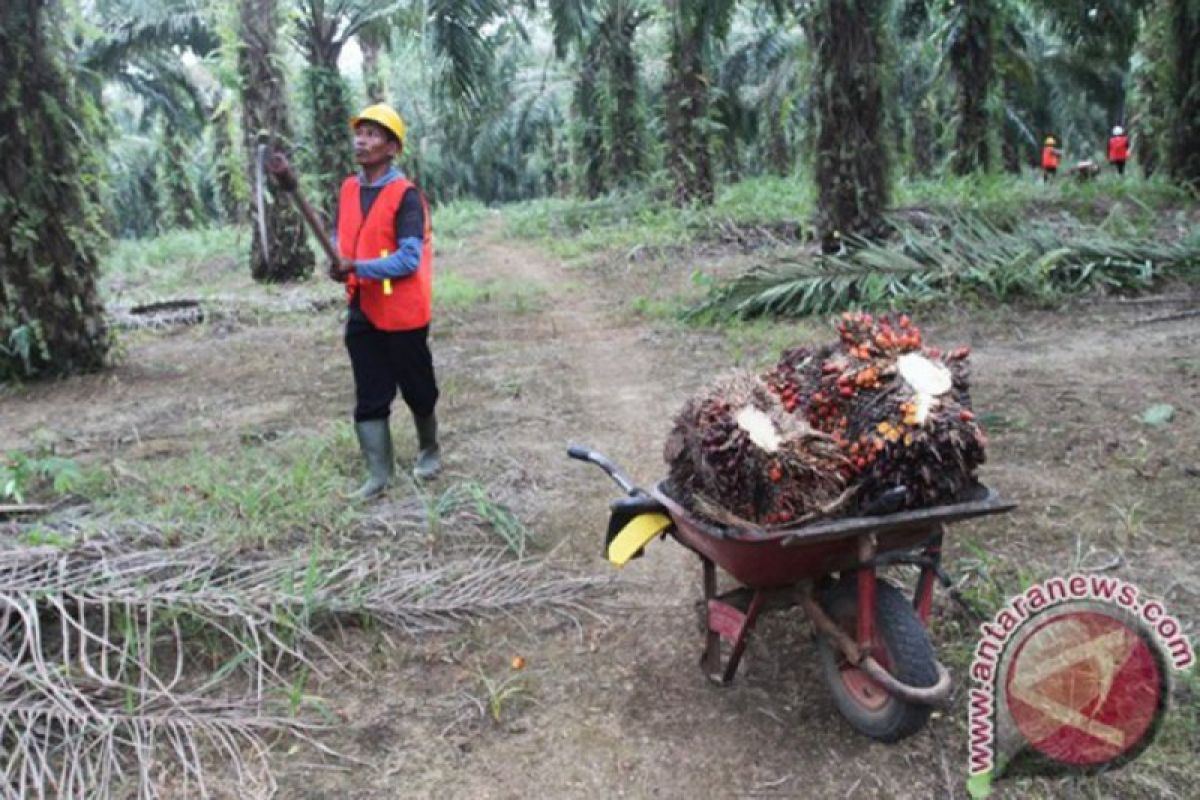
[330,166,425,280]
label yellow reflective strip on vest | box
[381,249,393,295]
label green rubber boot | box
[349,419,394,499]
[412,412,442,480]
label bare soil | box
[2,216,1197,799]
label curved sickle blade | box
[255,143,271,263]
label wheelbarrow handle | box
[566,444,643,497]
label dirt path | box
[272,219,977,800]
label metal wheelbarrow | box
[569,445,1015,742]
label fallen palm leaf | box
[689,213,1200,319]
[0,534,605,798]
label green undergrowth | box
[436,272,493,310]
[77,424,532,549]
[100,198,490,305]
[504,175,816,260]
[101,226,244,302]
[895,172,1192,227]
[80,425,361,544]
[436,272,545,314]
[434,199,491,250]
[503,173,1190,263]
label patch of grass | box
[80,424,362,545]
[894,172,1192,226]
[505,192,693,260]
[504,174,816,261]
[630,295,683,320]
[713,174,815,224]
[720,317,827,367]
[435,199,491,249]
[1137,667,1199,773]
[436,272,545,313]
[436,271,493,310]
[472,666,531,723]
[101,226,244,301]
[504,173,1188,268]
[1174,356,1200,379]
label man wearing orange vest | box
[1041,136,1061,181]
[1108,125,1130,176]
[327,103,441,496]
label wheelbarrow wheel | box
[816,579,938,742]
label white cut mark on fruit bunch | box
[736,406,782,452]
[896,353,953,425]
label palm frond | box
[80,7,217,76]
[427,0,510,107]
[690,213,1200,320]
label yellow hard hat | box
[351,103,406,145]
[1045,136,1056,146]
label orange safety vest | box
[337,176,433,332]
[1041,146,1059,170]
[1108,135,1129,162]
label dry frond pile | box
[0,534,604,799]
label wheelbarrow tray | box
[650,482,1014,590]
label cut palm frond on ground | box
[689,213,1200,319]
[0,534,604,799]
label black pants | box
[345,314,439,422]
[1113,160,1126,176]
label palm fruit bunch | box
[762,311,986,513]
[664,372,849,526]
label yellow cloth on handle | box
[607,513,671,566]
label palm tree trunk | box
[1130,3,1170,178]
[237,0,315,283]
[0,0,109,378]
[605,3,647,184]
[949,0,993,175]
[766,109,792,177]
[156,122,202,231]
[911,100,935,177]
[360,34,387,103]
[573,39,606,198]
[302,63,355,219]
[810,0,890,248]
[295,6,355,221]
[665,1,713,205]
[1167,0,1200,186]
[209,100,247,224]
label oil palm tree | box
[808,0,890,247]
[238,0,315,282]
[663,0,738,205]
[1,0,110,378]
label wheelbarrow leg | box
[856,533,878,653]
[913,525,944,623]
[699,556,765,685]
[718,591,765,685]
[701,557,721,678]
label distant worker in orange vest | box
[1041,136,1062,181]
[316,104,440,497]
[1108,125,1130,176]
